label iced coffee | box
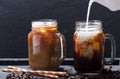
[73,20,116,73]
[28,19,66,70]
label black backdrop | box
[0,0,120,58]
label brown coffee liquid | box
[73,32,105,73]
[28,26,62,70]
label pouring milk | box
[86,0,120,27]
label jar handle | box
[105,34,116,64]
[56,33,66,60]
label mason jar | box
[73,20,116,74]
[28,19,66,70]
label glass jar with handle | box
[73,20,116,74]
[28,19,66,70]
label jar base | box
[78,72,100,76]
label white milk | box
[86,0,120,27]
[81,0,120,41]
[76,30,100,43]
[86,0,94,27]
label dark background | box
[0,0,120,58]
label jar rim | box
[32,19,57,28]
[76,20,102,27]
[75,20,102,31]
[32,19,57,22]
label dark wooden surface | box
[0,58,120,79]
[1,65,120,79]
[0,65,75,79]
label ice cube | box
[87,45,94,59]
[80,44,94,59]
[93,42,100,52]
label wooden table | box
[1,65,120,79]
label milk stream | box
[86,0,94,27]
[85,0,94,32]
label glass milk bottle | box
[28,19,66,70]
[73,20,116,74]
